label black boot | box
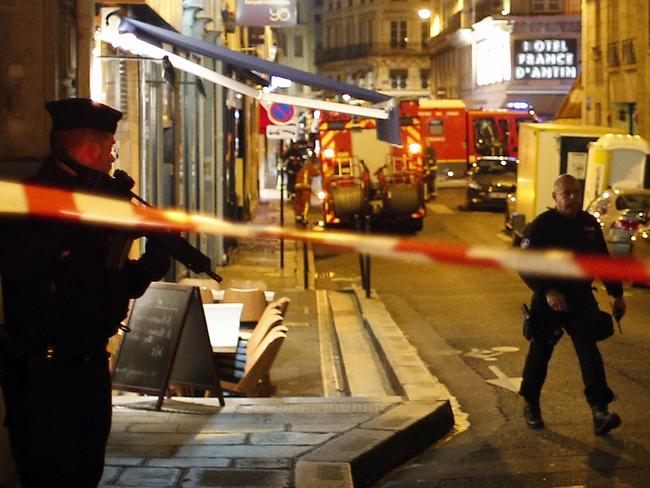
[592,405,621,436]
[523,400,544,429]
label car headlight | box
[468,181,482,190]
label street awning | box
[102,16,400,144]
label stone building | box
[316,0,432,98]
[424,0,581,119]
[581,0,649,137]
[275,0,322,97]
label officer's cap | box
[45,98,123,134]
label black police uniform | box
[518,208,623,408]
[0,98,170,487]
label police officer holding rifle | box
[0,98,218,487]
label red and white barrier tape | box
[2,180,649,283]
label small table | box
[202,303,244,354]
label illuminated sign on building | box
[236,0,296,27]
[514,39,577,80]
[475,29,512,87]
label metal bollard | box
[303,226,309,289]
[363,214,371,298]
[279,161,285,269]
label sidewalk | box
[103,193,454,488]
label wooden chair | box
[246,313,286,356]
[178,278,217,304]
[269,296,291,316]
[214,301,287,386]
[178,277,221,291]
[217,312,284,373]
[238,302,285,341]
[219,329,287,397]
[222,288,267,325]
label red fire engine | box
[318,113,426,232]
[400,99,537,178]
[317,99,535,230]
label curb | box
[294,287,455,488]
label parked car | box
[466,156,517,210]
[586,188,650,256]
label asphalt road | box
[314,188,650,487]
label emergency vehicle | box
[320,154,370,227]
[400,99,537,179]
[375,156,426,231]
[318,111,426,231]
[317,99,534,229]
[507,123,626,239]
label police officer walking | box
[518,174,626,436]
[0,98,170,487]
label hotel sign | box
[514,39,577,80]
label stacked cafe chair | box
[215,297,291,396]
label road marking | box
[283,321,309,327]
[486,365,522,393]
[427,203,454,214]
[491,346,519,352]
[463,346,520,361]
[465,348,500,361]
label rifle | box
[59,157,223,284]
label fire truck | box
[319,154,370,228]
[318,112,426,232]
[400,99,537,179]
[317,99,535,230]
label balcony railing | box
[316,42,424,64]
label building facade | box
[275,0,321,97]
[581,0,649,137]
[425,0,581,118]
[316,0,432,98]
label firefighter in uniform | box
[0,98,170,487]
[282,141,304,198]
[293,156,320,223]
[518,174,626,435]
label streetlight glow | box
[418,8,432,20]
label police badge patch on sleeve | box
[520,238,530,249]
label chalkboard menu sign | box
[112,282,224,410]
